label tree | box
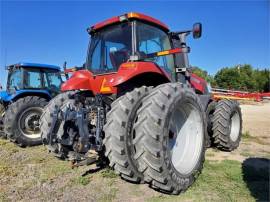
[193,65,269,92]
[192,66,217,86]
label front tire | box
[4,96,48,147]
[134,83,207,194]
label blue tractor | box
[0,62,63,147]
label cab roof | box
[8,62,60,71]
[90,12,169,33]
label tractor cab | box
[86,13,174,76]
[5,63,62,99]
[62,12,205,95]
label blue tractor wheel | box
[0,103,5,138]
[4,96,48,147]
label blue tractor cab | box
[0,62,63,146]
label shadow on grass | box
[242,158,270,202]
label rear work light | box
[119,15,127,22]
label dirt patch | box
[241,102,270,139]
[206,102,270,162]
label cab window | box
[87,22,132,74]
[136,22,174,74]
[8,69,22,90]
[24,69,42,89]
[44,71,62,91]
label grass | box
[147,159,269,202]
[206,151,215,157]
[0,139,19,153]
[100,168,118,178]
[0,164,18,177]
[240,151,253,157]
[98,186,118,202]
[0,137,269,202]
[38,161,71,182]
[77,176,91,186]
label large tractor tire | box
[205,101,217,147]
[40,91,75,158]
[134,83,207,194]
[212,99,242,151]
[104,86,151,183]
[0,103,5,138]
[4,96,48,147]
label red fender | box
[61,62,170,95]
[190,73,208,94]
[61,70,93,91]
[110,62,171,86]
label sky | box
[0,0,269,88]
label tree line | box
[192,64,270,92]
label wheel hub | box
[169,103,204,175]
[18,107,43,139]
[229,111,241,142]
[25,113,40,131]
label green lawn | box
[147,159,269,202]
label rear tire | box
[205,101,217,147]
[4,96,48,147]
[134,83,207,194]
[104,86,151,183]
[212,99,242,151]
[40,91,75,158]
[0,103,6,138]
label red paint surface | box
[61,62,171,95]
[91,12,169,32]
[190,73,208,94]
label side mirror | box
[193,23,202,39]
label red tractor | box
[40,13,242,194]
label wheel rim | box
[169,103,204,175]
[18,107,43,139]
[229,111,241,142]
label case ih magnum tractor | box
[0,63,62,146]
[40,13,242,194]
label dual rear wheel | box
[104,83,207,194]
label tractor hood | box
[61,70,117,94]
[0,90,52,103]
[0,91,10,102]
[61,70,94,92]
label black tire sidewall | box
[125,93,147,173]
[206,101,217,135]
[205,101,217,147]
